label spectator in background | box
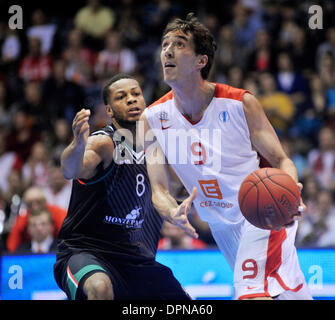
[22,141,50,189]
[0,169,24,246]
[18,37,53,83]
[74,0,115,51]
[290,73,325,144]
[275,51,310,119]
[309,74,327,120]
[247,29,276,73]
[226,65,244,89]
[277,3,298,50]
[47,118,72,165]
[116,0,144,50]
[231,0,264,51]
[140,0,182,39]
[1,28,21,65]
[5,108,41,163]
[318,51,335,90]
[19,80,48,130]
[315,190,335,247]
[242,75,259,96]
[306,126,335,192]
[0,79,14,128]
[301,174,320,218]
[317,53,335,128]
[26,9,57,55]
[15,208,57,254]
[316,27,335,72]
[2,169,24,213]
[6,186,66,253]
[43,165,72,211]
[42,59,85,124]
[94,31,137,82]
[62,29,97,86]
[258,72,295,136]
[290,26,315,74]
[0,133,22,195]
[296,190,335,247]
[158,221,207,250]
[214,25,246,83]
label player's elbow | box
[61,167,75,180]
[60,160,78,180]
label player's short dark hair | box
[102,73,136,105]
[162,12,217,79]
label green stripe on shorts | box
[67,264,106,300]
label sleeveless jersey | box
[144,83,260,224]
[57,125,163,263]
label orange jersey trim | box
[148,90,173,109]
[213,83,250,101]
[148,83,250,110]
[238,292,271,300]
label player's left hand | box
[169,187,199,239]
[296,182,306,218]
[284,182,305,229]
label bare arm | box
[61,109,114,180]
[243,93,304,213]
[243,93,298,182]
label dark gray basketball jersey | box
[56,125,163,262]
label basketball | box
[238,167,301,230]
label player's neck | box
[112,118,137,148]
[171,79,215,123]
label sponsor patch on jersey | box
[219,110,230,123]
[199,200,234,209]
[103,207,144,228]
[158,111,172,130]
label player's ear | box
[106,105,114,117]
[197,55,208,71]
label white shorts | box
[209,219,312,300]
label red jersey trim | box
[238,292,271,300]
[264,229,287,296]
[148,83,250,109]
[148,90,173,108]
[214,83,250,101]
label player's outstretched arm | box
[141,113,198,238]
[61,109,113,180]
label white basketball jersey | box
[144,83,260,224]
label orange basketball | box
[238,167,301,230]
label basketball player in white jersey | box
[141,13,312,300]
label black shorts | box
[53,251,191,300]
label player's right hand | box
[170,187,199,239]
[72,109,91,145]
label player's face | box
[160,30,200,84]
[107,78,146,123]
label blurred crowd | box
[0,0,335,253]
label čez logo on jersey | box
[103,206,144,228]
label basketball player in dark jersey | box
[53,74,190,300]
